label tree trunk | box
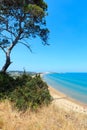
[1,51,11,73]
[1,31,21,73]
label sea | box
[43,73,87,104]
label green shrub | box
[10,75,52,110]
[15,73,32,86]
[0,72,16,99]
[0,72,52,111]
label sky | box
[1,0,87,72]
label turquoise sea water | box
[43,73,87,104]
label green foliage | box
[0,72,52,111]
[0,0,49,72]
[15,73,32,86]
[0,73,15,99]
[0,0,49,48]
[26,4,45,19]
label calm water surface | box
[43,73,87,104]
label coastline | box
[48,85,87,114]
[41,73,87,114]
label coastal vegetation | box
[0,72,52,111]
[0,1,87,130]
[0,72,87,130]
[0,100,87,130]
[0,0,52,125]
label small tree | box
[0,0,49,72]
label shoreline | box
[41,73,87,114]
[48,85,87,114]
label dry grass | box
[0,100,87,130]
[0,118,4,129]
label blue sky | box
[1,0,87,72]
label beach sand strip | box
[49,86,87,115]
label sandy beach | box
[48,86,87,114]
[41,73,87,115]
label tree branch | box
[0,27,17,38]
[0,46,6,54]
[19,41,32,52]
[8,33,21,52]
[5,17,23,52]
